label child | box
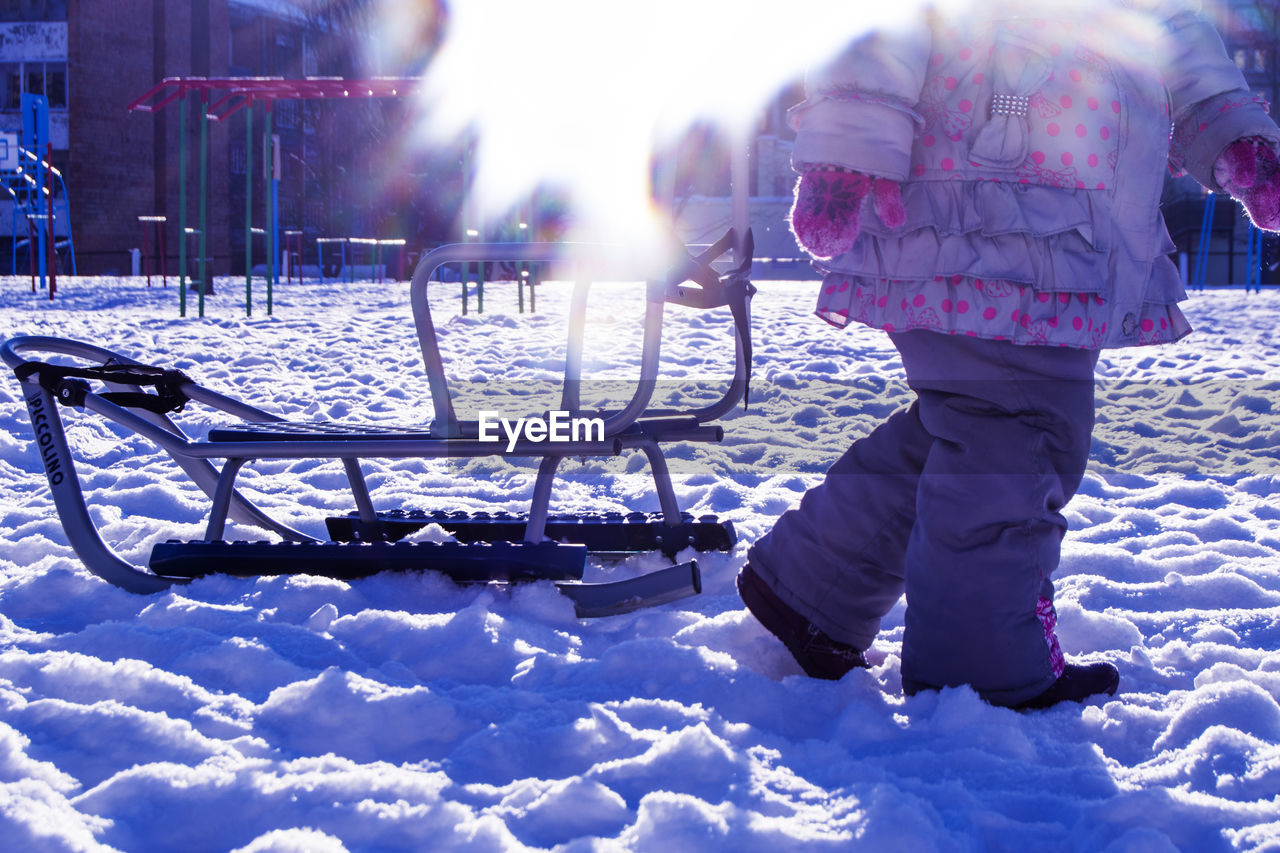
[739,0,1280,708]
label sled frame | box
[3,233,753,613]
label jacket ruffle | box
[813,266,1192,349]
[819,179,1184,313]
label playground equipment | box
[4,94,76,290]
[1244,216,1266,293]
[137,215,168,286]
[316,236,348,282]
[1192,191,1269,292]
[3,231,753,614]
[129,77,420,317]
[455,214,545,315]
[1192,193,1218,291]
[315,236,409,282]
[284,230,303,282]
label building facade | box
[4,1,1277,280]
[0,0,425,276]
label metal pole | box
[271,172,278,303]
[529,202,538,312]
[198,89,209,317]
[141,217,151,285]
[1228,204,1236,285]
[476,240,484,313]
[46,142,55,298]
[517,215,528,313]
[732,135,751,268]
[461,150,470,314]
[35,154,46,292]
[1252,225,1264,293]
[1194,193,1215,291]
[27,218,35,290]
[245,98,253,315]
[1246,221,1256,291]
[1259,228,1267,292]
[265,101,274,316]
[178,90,187,316]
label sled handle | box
[407,237,752,438]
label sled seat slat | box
[324,509,737,557]
[207,421,436,442]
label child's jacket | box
[793,0,1280,347]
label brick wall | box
[67,0,229,275]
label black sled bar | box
[556,561,702,618]
[148,539,700,618]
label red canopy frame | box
[128,77,420,119]
[129,77,421,317]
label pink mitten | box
[1215,138,1280,231]
[790,169,906,259]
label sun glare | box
[402,0,910,250]
[385,0,1172,254]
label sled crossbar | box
[2,232,752,615]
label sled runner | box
[4,231,755,617]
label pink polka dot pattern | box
[909,19,1121,190]
[813,274,1191,349]
[794,12,1276,352]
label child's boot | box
[737,564,868,679]
[1012,661,1120,710]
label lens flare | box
[401,0,918,250]
[373,0,1175,253]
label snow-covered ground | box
[0,272,1277,851]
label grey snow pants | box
[748,330,1099,706]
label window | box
[0,61,67,111]
[272,28,298,75]
[229,15,260,75]
[0,0,67,22]
[2,63,19,111]
[46,64,64,108]
[276,99,298,130]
